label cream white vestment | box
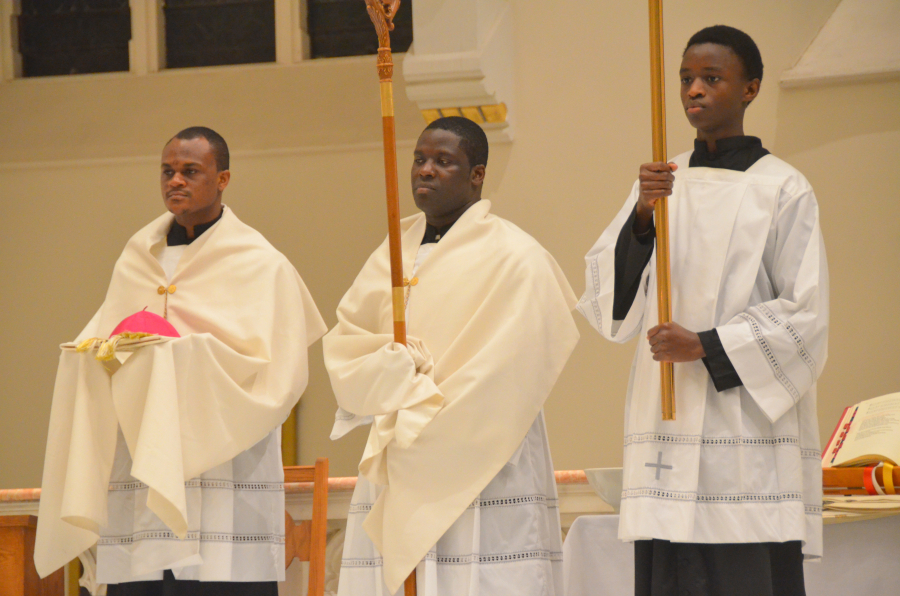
[578,153,828,557]
[324,200,579,592]
[35,207,327,581]
[339,412,563,596]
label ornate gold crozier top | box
[366,0,400,81]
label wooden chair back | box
[283,458,329,596]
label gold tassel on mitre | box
[94,332,154,362]
[76,338,104,353]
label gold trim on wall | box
[479,103,508,124]
[421,109,441,123]
[460,107,485,124]
[422,104,507,125]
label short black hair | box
[169,126,230,171]
[424,116,489,168]
[685,25,764,83]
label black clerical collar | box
[421,221,455,245]
[689,136,769,172]
[167,207,224,246]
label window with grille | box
[164,0,276,69]
[18,0,131,77]
[6,0,416,80]
[308,0,412,59]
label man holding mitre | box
[35,127,326,595]
[578,26,829,595]
[325,116,579,595]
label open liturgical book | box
[821,393,900,515]
[824,392,900,468]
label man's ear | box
[743,78,761,106]
[217,170,231,192]
[470,165,486,186]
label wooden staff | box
[365,3,417,594]
[366,0,407,348]
[648,0,675,420]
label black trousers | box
[635,539,806,596]
[106,570,278,596]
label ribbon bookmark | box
[871,463,887,496]
[863,466,877,495]
[883,462,895,495]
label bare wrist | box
[692,333,706,359]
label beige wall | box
[1,0,898,489]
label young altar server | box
[35,127,327,595]
[578,26,828,596]
[325,117,580,595]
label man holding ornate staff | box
[324,116,579,595]
[578,26,828,595]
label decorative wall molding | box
[781,0,900,88]
[402,0,515,142]
[0,139,418,172]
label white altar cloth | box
[563,514,900,596]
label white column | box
[129,0,165,75]
[296,0,310,61]
[0,0,23,82]
[275,0,309,64]
[401,0,515,141]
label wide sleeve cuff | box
[698,329,743,392]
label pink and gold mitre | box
[77,309,180,361]
[109,309,180,338]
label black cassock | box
[106,569,277,596]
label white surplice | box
[97,427,287,583]
[578,153,828,557]
[338,412,563,596]
[35,207,327,582]
[324,200,579,592]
